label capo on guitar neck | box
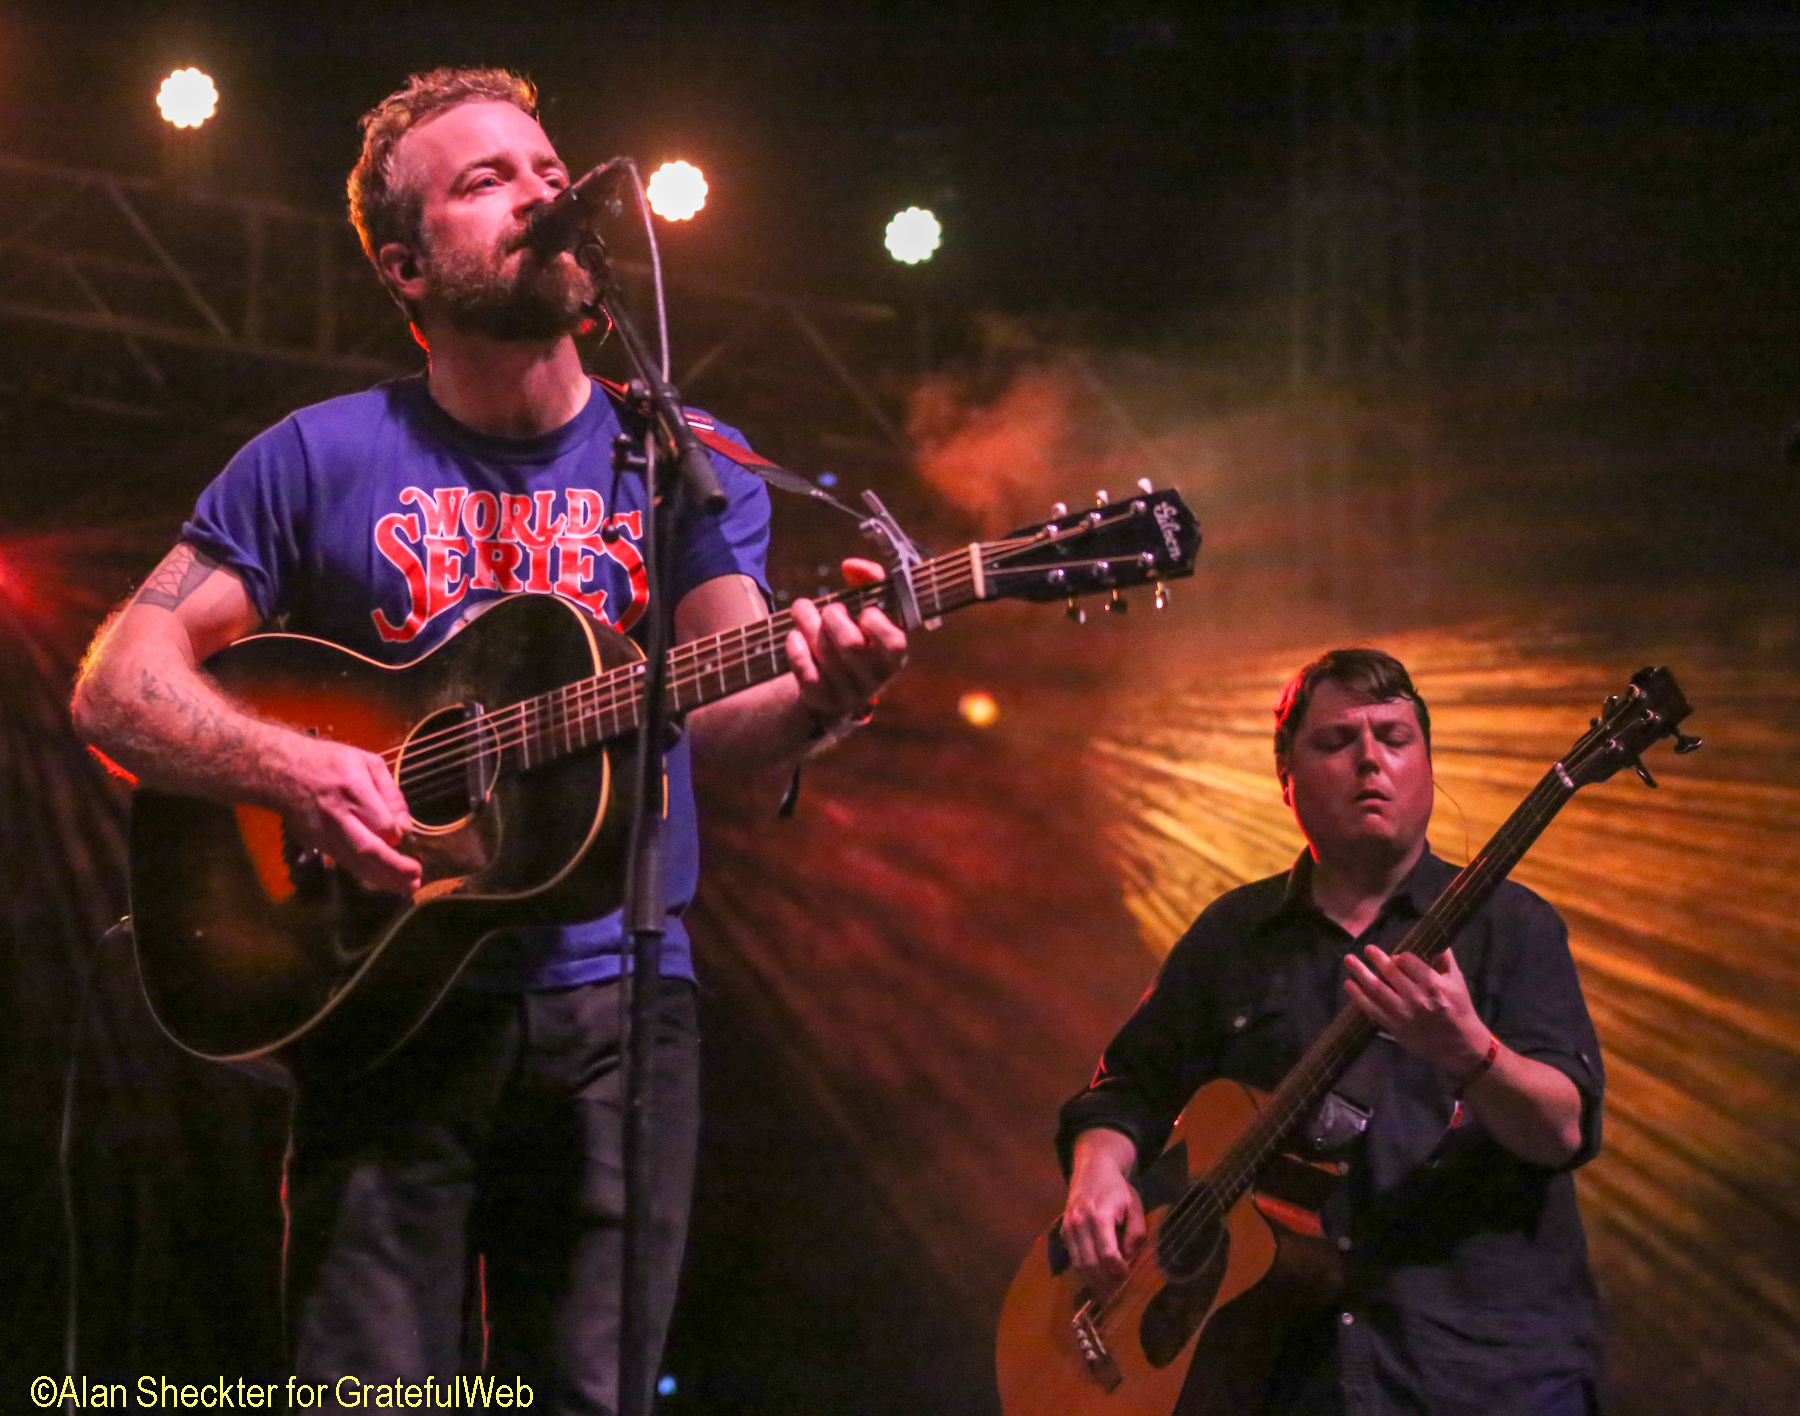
[858,491,942,632]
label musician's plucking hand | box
[1061,1127,1146,1295]
[277,734,422,895]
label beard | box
[418,231,594,342]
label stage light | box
[958,690,999,728]
[157,68,218,129]
[646,160,707,221]
[885,206,941,264]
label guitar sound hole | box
[396,702,499,829]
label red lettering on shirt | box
[371,511,428,641]
[599,511,648,633]
[552,535,611,621]
[564,488,605,537]
[461,490,500,540]
[406,486,467,538]
[501,492,564,593]
[373,485,648,642]
[471,538,525,593]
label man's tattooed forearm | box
[137,543,222,610]
[134,664,263,793]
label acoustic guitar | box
[995,666,1698,1416]
[129,489,1200,1081]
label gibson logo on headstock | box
[1153,499,1183,563]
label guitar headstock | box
[1562,666,1701,790]
[984,486,1201,610]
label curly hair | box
[347,68,538,304]
[1272,647,1431,782]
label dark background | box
[2,4,1798,1413]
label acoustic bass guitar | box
[995,665,1699,1416]
[130,488,1200,1081]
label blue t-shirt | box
[181,374,771,989]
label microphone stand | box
[572,231,721,1416]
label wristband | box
[1451,1035,1500,1096]
[802,698,877,755]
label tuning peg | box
[1051,502,1068,518]
[1634,760,1659,789]
[1674,733,1703,755]
[1106,589,1128,614]
[1066,599,1086,624]
[1094,489,1110,506]
[1136,477,1154,494]
[1154,582,1169,610]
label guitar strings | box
[376,506,1157,787]
[378,505,1151,781]
[1091,769,1573,1337]
[374,529,1142,801]
[377,548,986,796]
[1085,738,1612,1340]
[369,535,1090,801]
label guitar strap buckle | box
[1294,1034,1399,1160]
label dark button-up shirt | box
[1057,850,1606,1416]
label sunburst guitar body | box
[128,490,1205,1081]
[130,593,642,1082]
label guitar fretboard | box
[382,541,1003,791]
[504,546,982,770]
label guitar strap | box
[1293,1033,1401,1160]
[593,378,860,517]
[592,378,860,818]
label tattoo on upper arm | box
[137,544,222,611]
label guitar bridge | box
[1071,1299,1122,1392]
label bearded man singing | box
[73,68,907,1414]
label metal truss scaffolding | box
[0,153,913,476]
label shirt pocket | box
[1213,982,1294,1092]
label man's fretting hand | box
[1344,944,1490,1079]
[786,557,909,731]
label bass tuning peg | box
[1154,583,1169,610]
[1051,502,1068,518]
[1094,489,1110,506]
[1634,760,1659,789]
[1136,477,1154,494]
[1066,599,1086,625]
[1106,589,1127,614]
[1674,733,1703,755]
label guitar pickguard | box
[1140,1221,1230,1368]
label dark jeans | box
[287,976,700,1416]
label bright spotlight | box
[157,68,218,129]
[958,690,999,729]
[885,206,941,264]
[646,160,708,221]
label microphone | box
[522,158,631,255]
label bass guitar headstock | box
[985,482,1201,618]
[1561,666,1702,790]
